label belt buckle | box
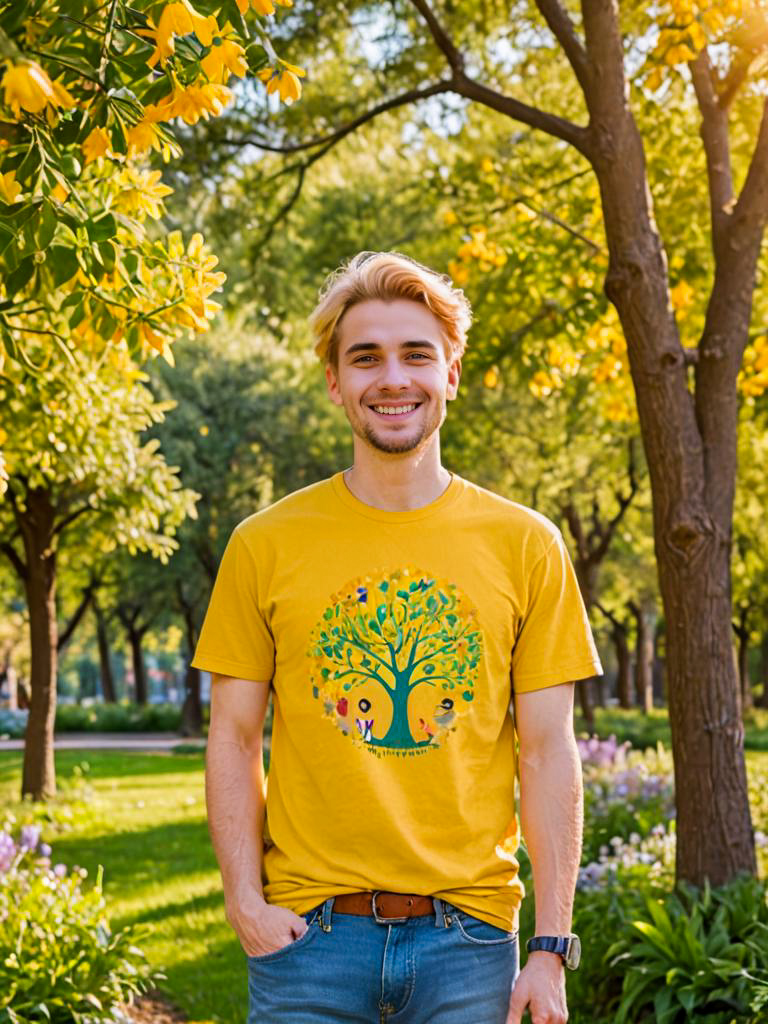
[371,890,408,924]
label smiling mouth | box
[370,403,421,417]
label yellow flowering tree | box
[0,0,305,393]
[212,0,768,889]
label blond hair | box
[309,251,472,365]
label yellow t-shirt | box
[192,472,602,931]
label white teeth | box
[373,404,417,415]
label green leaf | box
[49,245,80,287]
[5,256,35,296]
[87,213,117,243]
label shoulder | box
[455,476,562,558]
[234,476,336,547]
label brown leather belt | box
[332,891,436,921]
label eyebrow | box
[343,339,440,356]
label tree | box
[202,0,768,888]
[0,0,303,379]
[0,348,196,799]
[310,568,483,754]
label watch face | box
[565,934,581,970]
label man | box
[193,251,602,1024]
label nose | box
[377,354,410,390]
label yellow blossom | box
[670,279,694,313]
[0,170,21,204]
[2,60,57,116]
[199,425,209,436]
[442,209,458,226]
[144,1,219,68]
[126,118,182,160]
[50,79,76,109]
[483,366,499,389]
[82,126,112,164]
[257,61,306,104]
[167,81,233,124]
[201,33,248,82]
[114,168,173,220]
[52,182,69,203]
[237,0,293,14]
[480,157,494,173]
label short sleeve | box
[191,529,275,682]
[511,532,602,693]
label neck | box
[344,435,451,511]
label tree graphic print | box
[309,568,483,754]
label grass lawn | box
[1,742,767,1023]
[0,749,244,1024]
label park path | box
[0,733,206,752]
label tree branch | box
[58,580,97,651]
[409,0,589,152]
[452,75,589,154]
[408,0,465,75]
[534,0,591,95]
[250,80,456,255]
[52,503,92,539]
[733,95,768,229]
[0,540,27,581]
[690,50,733,249]
[226,80,456,155]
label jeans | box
[245,897,519,1023]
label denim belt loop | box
[432,897,452,928]
[320,897,334,933]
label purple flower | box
[39,843,52,857]
[0,831,16,872]
[19,824,41,852]
[53,863,68,878]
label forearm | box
[518,734,583,934]
[205,731,267,906]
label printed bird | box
[434,697,456,729]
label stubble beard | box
[351,400,445,455]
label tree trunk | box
[758,630,768,710]
[733,607,752,712]
[18,490,58,800]
[94,602,117,703]
[612,617,632,709]
[128,628,148,706]
[579,31,757,882]
[629,601,654,714]
[180,606,202,737]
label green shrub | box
[54,701,184,733]
[608,875,768,1023]
[577,707,768,753]
[0,827,155,1023]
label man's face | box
[326,299,461,456]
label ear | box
[446,357,462,401]
[326,362,343,407]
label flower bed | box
[567,736,768,1023]
[0,821,154,1023]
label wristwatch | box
[525,934,581,970]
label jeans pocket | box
[245,911,319,964]
[454,911,517,946]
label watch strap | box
[526,936,570,957]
